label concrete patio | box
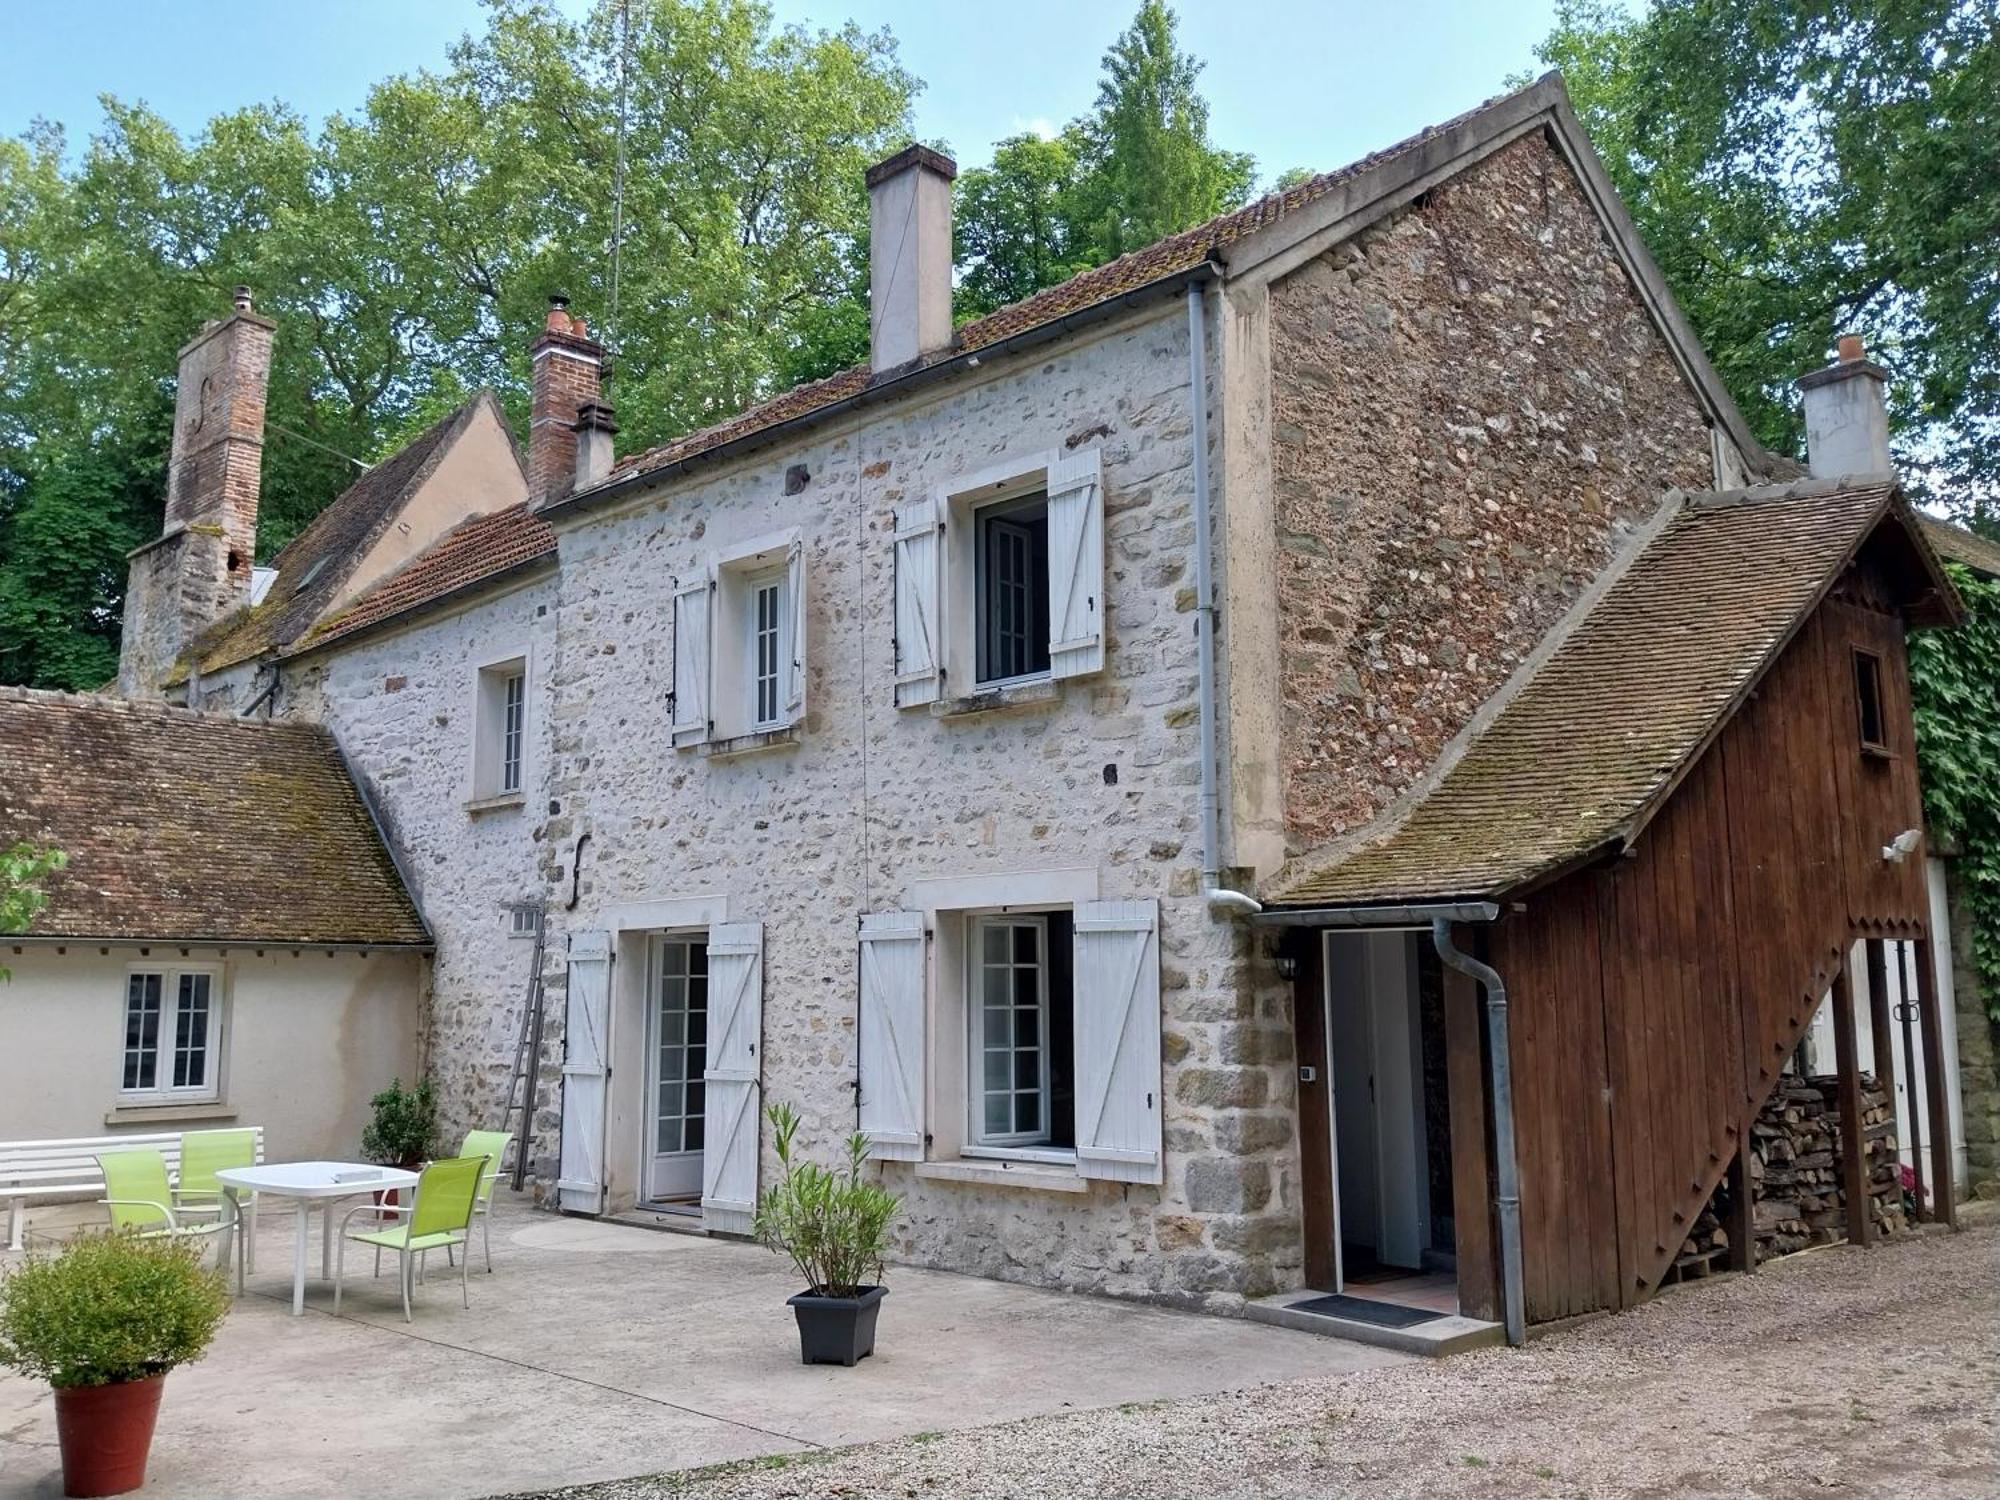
[0,1197,1403,1499]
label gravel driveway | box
[503,1218,1998,1500]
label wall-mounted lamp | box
[1272,949,1299,980]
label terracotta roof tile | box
[0,688,428,945]
[298,502,555,653]
[603,84,1533,487]
[1271,482,1903,906]
[187,394,511,676]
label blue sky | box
[1,1,1574,186]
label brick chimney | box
[118,286,276,698]
[1797,332,1892,479]
[528,295,605,505]
[866,145,956,373]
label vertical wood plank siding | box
[1488,555,1932,1323]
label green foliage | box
[0,1230,229,1389]
[1910,561,2000,1015]
[1534,0,2000,519]
[360,1076,439,1167]
[0,841,64,982]
[752,1101,900,1297]
[953,2,1254,319]
[0,0,915,687]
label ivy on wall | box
[1910,560,2000,1020]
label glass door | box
[645,935,708,1202]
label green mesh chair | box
[334,1155,485,1322]
[459,1129,512,1273]
[96,1149,240,1291]
[175,1128,258,1274]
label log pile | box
[1680,1072,1905,1271]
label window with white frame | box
[672,532,806,747]
[892,446,1104,707]
[472,656,528,802]
[968,912,1073,1149]
[120,968,222,1102]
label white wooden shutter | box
[557,930,612,1214]
[857,911,926,1160]
[670,573,711,746]
[1046,446,1105,679]
[892,497,943,707]
[782,537,807,724]
[1072,899,1162,1184]
[701,921,763,1234]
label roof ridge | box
[0,685,322,732]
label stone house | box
[103,73,1977,1338]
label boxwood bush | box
[0,1231,229,1389]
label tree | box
[0,842,64,979]
[952,2,1255,320]
[1535,0,1999,521]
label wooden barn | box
[1263,478,1963,1342]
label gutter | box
[544,263,1223,525]
[1181,276,1260,920]
[1430,916,1526,1348]
[6,935,433,954]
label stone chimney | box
[118,286,276,698]
[528,295,605,504]
[573,401,618,492]
[1796,332,1892,479]
[865,145,956,373]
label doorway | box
[642,934,708,1207]
[1320,930,1456,1309]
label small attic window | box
[1852,648,1888,756]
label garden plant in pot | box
[361,1075,439,1205]
[0,1230,229,1497]
[753,1102,901,1367]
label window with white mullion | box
[501,669,525,793]
[970,915,1051,1146]
[120,968,220,1101]
[749,572,783,730]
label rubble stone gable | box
[1269,131,1718,850]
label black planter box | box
[786,1284,888,1366]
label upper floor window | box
[1852,647,1888,755]
[672,531,806,747]
[893,446,1104,708]
[472,654,529,804]
[121,967,222,1103]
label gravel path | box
[504,1221,1998,1500]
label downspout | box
[1186,274,1260,920]
[1431,917,1525,1346]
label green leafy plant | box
[752,1102,900,1297]
[0,1231,229,1389]
[1910,560,2000,1017]
[360,1076,439,1167]
[0,842,64,982]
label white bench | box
[2,1128,266,1251]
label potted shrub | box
[752,1101,901,1366]
[0,1230,230,1497]
[361,1075,438,1205]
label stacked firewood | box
[1681,1072,1905,1271]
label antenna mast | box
[608,0,631,359]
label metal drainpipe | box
[1186,276,1260,920]
[1431,916,1526,1347]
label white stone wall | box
[538,306,1302,1306]
[282,577,561,1163]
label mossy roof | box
[1271,481,1958,907]
[0,688,428,946]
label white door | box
[1325,934,1378,1269]
[1323,931,1428,1274]
[644,936,708,1202]
[700,921,763,1235]
[558,930,612,1214]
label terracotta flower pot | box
[52,1374,165,1498]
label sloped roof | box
[0,688,429,946]
[1920,515,2000,578]
[296,502,555,654]
[587,71,1769,500]
[186,393,513,676]
[1271,482,1942,906]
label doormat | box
[1286,1293,1444,1328]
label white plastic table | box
[217,1162,419,1315]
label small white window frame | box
[966,912,1055,1150]
[118,964,225,1105]
[938,451,1059,697]
[470,648,532,806]
[743,564,789,733]
[706,527,803,742]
